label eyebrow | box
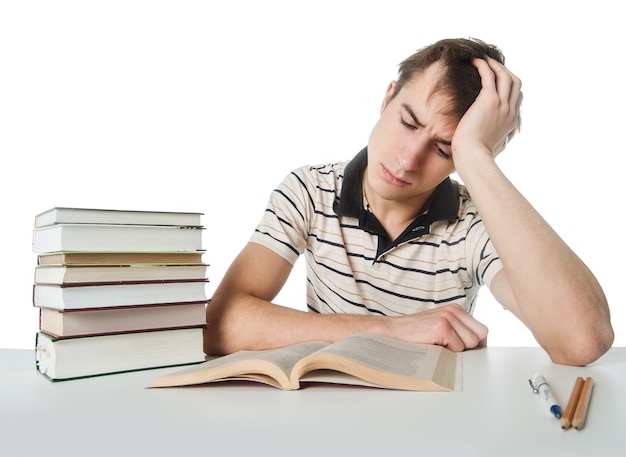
[401,103,452,146]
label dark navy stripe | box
[254,229,299,257]
[274,188,305,222]
[481,257,501,283]
[291,172,316,210]
[306,264,387,315]
[264,208,296,230]
[306,247,469,305]
[308,233,468,277]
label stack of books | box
[31,207,208,381]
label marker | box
[530,373,562,419]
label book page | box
[314,333,444,376]
[232,341,328,374]
[299,355,462,391]
[294,333,459,391]
[150,340,328,389]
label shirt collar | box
[335,147,460,226]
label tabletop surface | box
[2,346,625,457]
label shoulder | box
[278,159,350,205]
[289,160,349,188]
[453,180,479,220]
[432,180,484,239]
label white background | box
[1,1,622,349]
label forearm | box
[204,289,385,355]
[204,242,488,356]
[205,289,490,356]
[456,153,613,364]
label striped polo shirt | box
[249,148,502,316]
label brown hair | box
[391,38,505,122]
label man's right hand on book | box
[384,303,488,352]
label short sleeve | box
[249,167,315,266]
[465,216,503,289]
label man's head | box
[364,38,513,218]
[390,38,505,124]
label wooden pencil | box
[572,377,594,430]
[560,376,584,430]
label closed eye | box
[436,146,452,160]
[400,118,416,130]
[401,117,452,160]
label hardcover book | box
[39,302,207,338]
[32,223,204,253]
[33,280,208,310]
[34,264,209,284]
[36,328,206,381]
[37,251,206,266]
[35,207,203,228]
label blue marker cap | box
[550,404,562,419]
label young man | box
[205,38,613,366]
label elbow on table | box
[203,319,249,356]
[202,299,241,356]
[203,295,267,356]
[546,326,615,366]
[202,323,227,357]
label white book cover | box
[34,207,203,228]
[32,223,204,253]
[33,280,209,310]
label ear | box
[380,81,397,114]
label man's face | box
[366,63,457,208]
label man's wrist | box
[453,145,499,184]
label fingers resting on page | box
[390,303,488,352]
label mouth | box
[381,165,411,187]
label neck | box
[363,174,431,240]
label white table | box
[2,347,624,456]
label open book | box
[149,333,461,391]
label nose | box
[396,132,430,170]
